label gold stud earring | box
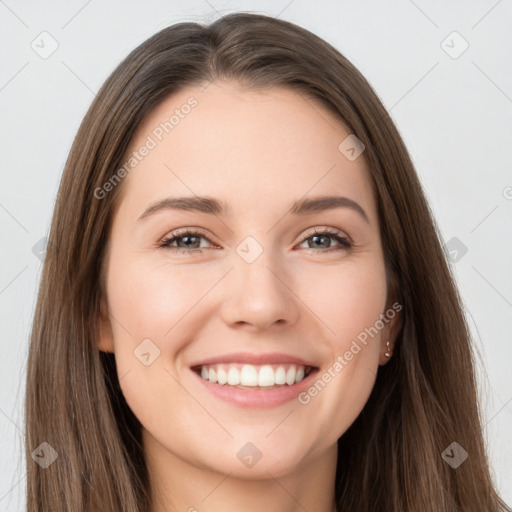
[384,339,392,358]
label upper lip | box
[190,352,319,368]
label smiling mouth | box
[191,363,316,389]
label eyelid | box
[300,225,350,240]
[160,227,216,242]
[158,227,218,247]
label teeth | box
[196,363,311,387]
[227,367,240,385]
[258,365,274,387]
[285,366,296,385]
[217,367,228,385]
[241,365,258,386]
[275,366,286,385]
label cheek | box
[105,258,204,436]
[294,256,388,346]
[293,258,387,438]
[105,255,228,400]
[107,256,210,342]
[307,351,377,445]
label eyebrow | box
[137,195,370,224]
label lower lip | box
[191,368,319,408]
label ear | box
[97,296,115,353]
[378,300,403,366]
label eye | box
[297,228,353,252]
[158,229,213,254]
[158,227,354,254]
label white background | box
[1,1,511,509]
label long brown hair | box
[25,12,511,512]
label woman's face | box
[98,80,400,479]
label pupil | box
[181,236,198,248]
[312,235,329,248]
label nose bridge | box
[220,234,299,329]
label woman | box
[25,12,511,512]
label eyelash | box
[158,228,354,254]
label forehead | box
[115,80,376,224]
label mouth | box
[190,363,317,390]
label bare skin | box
[97,80,401,512]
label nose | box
[220,251,300,331]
